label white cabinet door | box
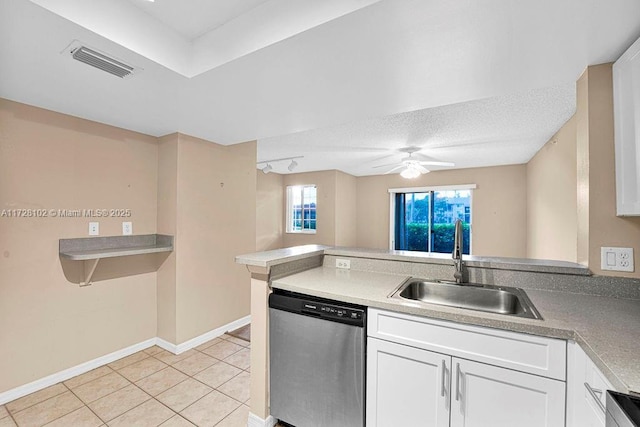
[614,35,640,215]
[366,337,450,427]
[450,358,566,427]
[566,341,612,427]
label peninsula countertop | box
[272,266,640,395]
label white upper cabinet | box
[614,36,640,216]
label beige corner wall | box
[526,117,578,262]
[576,64,640,278]
[169,134,256,344]
[282,171,337,246]
[335,171,358,247]
[0,99,158,393]
[256,172,284,251]
[282,170,357,247]
[355,165,528,257]
[156,135,178,343]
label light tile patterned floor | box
[0,334,251,427]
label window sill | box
[286,230,317,235]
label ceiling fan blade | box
[418,160,455,167]
[383,165,405,174]
[415,164,430,174]
[373,162,403,169]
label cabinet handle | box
[584,382,605,413]
[455,362,461,401]
[441,360,446,397]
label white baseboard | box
[156,315,251,354]
[248,412,277,427]
[0,314,252,405]
[0,338,156,405]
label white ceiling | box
[1,0,639,177]
[124,0,271,40]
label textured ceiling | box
[258,84,577,176]
[1,0,640,177]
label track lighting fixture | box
[257,156,303,173]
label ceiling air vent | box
[64,41,141,79]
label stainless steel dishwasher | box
[269,290,366,427]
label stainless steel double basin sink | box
[388,279,542,320]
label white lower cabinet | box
[367,337,450,427]
[449,358,565,427]
[566,341,613,427]
[366,309,568,427]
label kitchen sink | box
[388,279,542,319]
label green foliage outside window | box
[406,222,470,254]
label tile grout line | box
[98,391,162,425]
[6,384,69,418]
[6,407,19,427]
[150,397,180,425]
[64,383,105,426]
[211,402,247,427]
[19,383,78,427]
[78,370,133,406]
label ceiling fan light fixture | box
[400,165,421,179]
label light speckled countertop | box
[235,245,329,267]
[272,266,640,395]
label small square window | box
[287,185,317,234]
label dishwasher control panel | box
[303,303,363,321]
[270,290,366,327]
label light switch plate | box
[600,247,634,272]
[122,222,133,235]
[89,222,99,236]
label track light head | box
[262,164,273,174]
[288,160,298,172]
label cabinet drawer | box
[368,308,566,380]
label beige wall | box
[256,172,284,251]
[174,134,256,343]
[0,99,159,393]
[576,64,640,278]
[356,165,528,257]
[526,116,578,262]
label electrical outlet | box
[336,258,351,269]
[88,222,99,236]
[122,222,133,235]
[601,247,634,272]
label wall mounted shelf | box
[59,234,174,286]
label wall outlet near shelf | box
[600,247,634,272]
[122,222,133,235]
[336,258,351,269]
[88,222,99,236]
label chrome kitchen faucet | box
[452,219,464,284]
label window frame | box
[388,184,476,253]
[286,184,317,234]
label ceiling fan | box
[373,147,455,178]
